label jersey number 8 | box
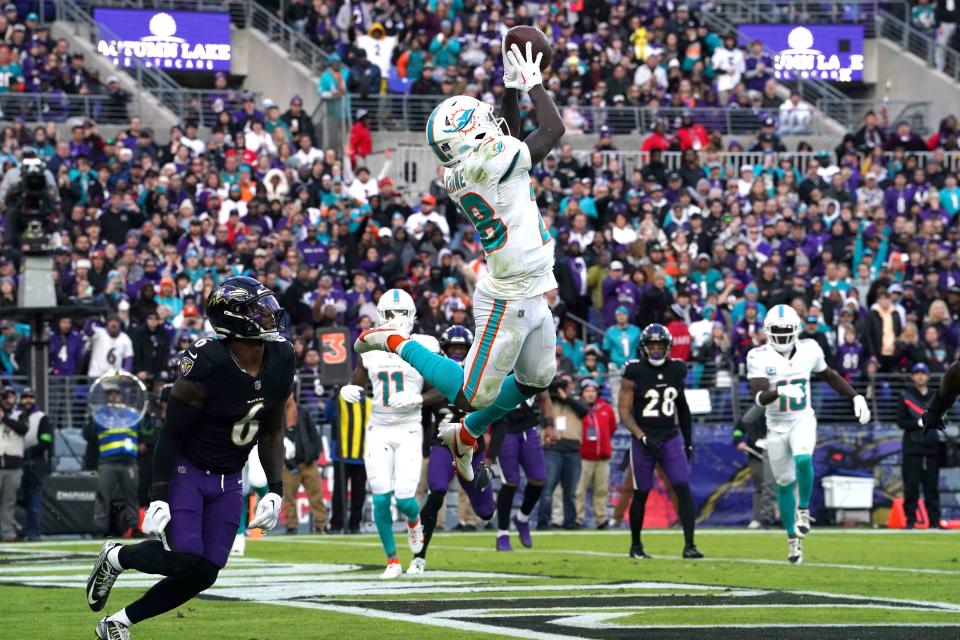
[642,387,678,418]
[457,192,507,253]
[231,402,264,446]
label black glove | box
[474,463,492,491]
[641,435,662,457]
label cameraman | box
[538,374,588,529]
[1,148,58,248]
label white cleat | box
[96,617,131,640]
[407,518,425,554]
[380,560,403,580]
[354,327,408,355]
[747,520,762,530]
[796,509,811,538]
[788,537,804,565]
[86,540,123,612]
[439,421,476,482]
[407,557,426,575]
[230,534,246,557]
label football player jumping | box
[619,324,702,560]
[409,325,495,574]
[747,304,871,564]
[85,276,295,639]
[354,41,565,484]
[340,289,435,579]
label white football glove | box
[502,38,520,89]
[142,500,171,536]
[389,391,423,409]
[339,384,364,404]
[284,437,296,460]
[853,394,871,425]
[506,42,543,92]
[313,379,325,397]
[777,383,805,401]
[248,492,282,530]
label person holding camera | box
[897,362,941,528]
[537,374,587,530]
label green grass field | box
[4,529,960,639]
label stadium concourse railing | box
[0,92,130,123]
[25,369,943,432]
[876,10,960,84]
[370,147,960,194]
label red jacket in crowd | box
[667,320,692,361]
[580,397,617,460]
[349,121,372,163]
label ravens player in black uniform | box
[619,324,702,559]
[409,326,495,574]
[85,276,296,640]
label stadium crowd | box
[0,0,957,539]
[0,5,131,123]
[279,0,814,135]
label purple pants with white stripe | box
[631,434,689,492]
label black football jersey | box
[422,399,469,456]
[176,337,296,474]
[622,358,687,438]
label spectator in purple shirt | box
[49,317,85,376]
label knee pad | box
[394,496,420,520]
[474,503,495,522]
[468,379,502,409]
[516,361,556,391]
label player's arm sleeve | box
[747,351,778,406]
[677,388,692,447]
[523,84,565,164]
[928,360,960,418]
[149,377,206,502]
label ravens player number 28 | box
[618,324,702,561]
[85,276,296,640]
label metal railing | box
[707,0,906,38]
[877,10,960,84]
[0,92,133,123]
[374,147,960,194]
[700,7,856,129]
[814,99,932,136]
[231,0,332,74]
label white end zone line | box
[261,599,573,640]
[268,537,960,577]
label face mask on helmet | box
[248,294,283,333]
[644,340,670,366]
[767,324,798,352]
[378,307,414,332]
[444,343,469,362]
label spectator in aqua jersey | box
[602,306,641,370]
[558,321,585,372]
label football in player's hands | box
[777,384,805,400]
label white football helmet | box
[763,304,801,354]
[377,288,416,333]
[426,95,505,167]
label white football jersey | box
[746,339,827,432]
[87,326,134,377]
[444,135,557,300]
[361,334,439,427]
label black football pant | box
[903,453,940,526]
[330,462,366,532]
